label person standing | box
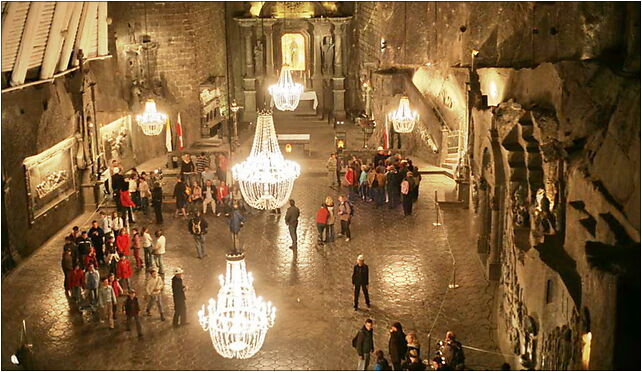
[152,230,166,276]
[129,173,140,212]
[63,236,77,267]
[326,153,338,189]
[386,166,401,209]
[338,195,353,242]
[411,170,421,203]
[116,255,133,291]
[116,227,130,257]
[216,180,230,217]
[202,179,216,215]
[174,177,188,218]
[108,273,123,322]
[120,177,137,224]
[151,181,164,224]
[61,248,74,297]
[201,166,217,187]
[111,167,127,216]
[325,196,336,243]
[138,174,151,216]
[100,211,113,241]
[131,228,143,270]
[285,199,300,250]
[123,289,144,338]
[179,153,196,184]
[405,332,421,360]
[440,331,465,370]
[374,168,387,208]
[401,350,426,371]
[389,322,408,371]
[359,165,370,201]
[141,227,153,269]
[76,231,92,270]
[373,146,389,166]
[352,254,370,310]
[172,268,188,327]
[401,172,414,216]
[344,164,357,202]
[188,211,208,259]
[355,318,375,370]
[69,264,85,304]
[97,278,117,329]
[217,153,228,184]
[229,203,245,253]
[88,220,105,265]
[145,268,166,321]
[189,181,203,214]
[195,152,210,175]
[315,203,329,245]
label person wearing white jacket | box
[145,268,165,321]
[141,227,154,269]
[152,230,166,275]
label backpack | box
[347,201,355,217]
[352,330,360,348]
[372,177,379,188]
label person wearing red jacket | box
[116,228,130,257]
[216,181,230,217]
[83,248,98,271]
[344,165,358,203]
[120,179,136,224]
[116,255,133,291]
[315,203,330,245]
[69,264,85,304]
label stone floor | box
[1,113,505,370]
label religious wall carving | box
[322,36,335,76]
[512,184,530,227]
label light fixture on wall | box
[198,252,276,359]
[388,96,419,133]
[269,66,304,111]
[232,111,300,210]
[135,99,167,136]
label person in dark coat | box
[151,182,164,224]
[172,268,187,327]
[76,232,92,270]
[188,211,208,259]
[123,289,143,338]
[285,199,300,250]
[88,220,105,265]
[352,254,370,310]
[61,247,74,296]
[111,167,127,215]
[389,322,408,370]
[401,350,426,371]
[229,204,245,254]
[356,318,375,370]
[173,177,188,218]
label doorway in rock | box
[614,274,641,369]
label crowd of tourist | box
[352,318,467,371]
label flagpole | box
[224,4,234,164]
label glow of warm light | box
[198,256,276,359]
[581,332,592,370]
[232,112,300,210]
[269,68,304,111]
[135,99,167,136]
[285,144,292,153]
[281,33,306,71]
[489,81,498,99]
[336,139,345,149]
[388,96,419,133]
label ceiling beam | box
[11,2,46,86]
[57,1,83,72]
[73,1,97,65]
[40,2,70,79]
[97,2,108,56]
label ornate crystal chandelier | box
[232,111,300,210]
[198,253,276,359]
[388,96,419,133]
[135,99,167,136]
[268,67,303,111]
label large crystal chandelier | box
[198,253,276,359]
[135,99,167,136]
[388,96,419,133]
[268,67,304,111]
[232,111,300,210]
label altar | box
[270,90,318,111]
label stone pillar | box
[487,187,503,281]
[439,126,449,167]
[237,19,257,122]
[310,19,332,119]
[330,17,350,121]
[263,19,276,80]
[477,182,490,254]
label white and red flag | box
[176,113,184,150]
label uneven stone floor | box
[2,114,505,370]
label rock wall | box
[352,2,640,370]
[109,2,229,148]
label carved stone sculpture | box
[322,36,335,76]
[512,184,529,227]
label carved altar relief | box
[281,33,306,70]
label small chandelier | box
[268,67,303,111]
[389,96,419,133]
[136,99,167,136]
[198,253,276,359]
[232,111,300,210]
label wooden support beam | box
[40,2,70,79]
[73,2,97,64]
[97,2,108,56]
[11,2,46,86]
[57,1,83,72]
